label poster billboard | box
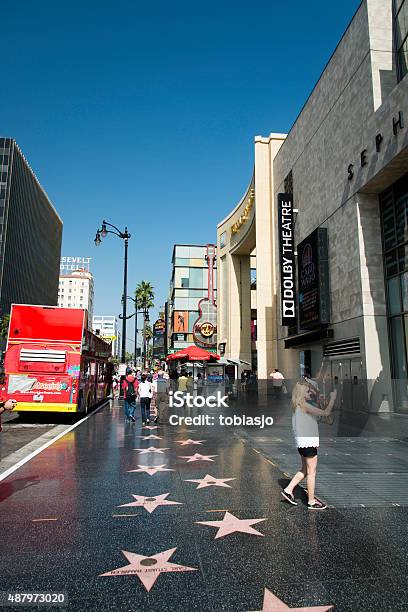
[206,364,224,382]
[173,311,188,333]
[298,228,330,329]
[153,318,166,359]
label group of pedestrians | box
[115,367,170,426]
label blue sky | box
[2,0,360,350]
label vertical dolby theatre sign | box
[278,193,296,326]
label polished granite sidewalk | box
[0,399,407,611]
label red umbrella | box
[166,345,220,362]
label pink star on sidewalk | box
[195,511,266,539]
[127,464,175,476]
[176,439,206,445]
[118,493,182,513]
[184,474,236,489]
[137,434,163,440]
[135,446,170,454]
[254,588,333,612]
[179,453,218,462]
[99,547,197,592]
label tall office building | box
[92,315,119,357]
[168,244,217,352]
[0,138,62,314]
[58,269,94,322]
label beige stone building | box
[217,0,408,412]
[217,135,285,380]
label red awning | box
[166,345,220,362]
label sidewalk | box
[233,394,408,507]
[0,399,407,610]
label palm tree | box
[135,281,154,368]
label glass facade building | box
[168,244,217,351]
[381,173,408,403]
[395,0,408,80]
[0,138,62,315]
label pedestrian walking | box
[270,368,285,398]
[152,370,170,423]
[112,372,121,399]
[196,372,204,394]
[280,379,337,510]
[186,372,194,393]
[121,368,138,423]
[178,370,189,393]
[138,373,153,425]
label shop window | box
[396,0,408,80]
[175,246,190,258]
[398,244,408,271]
[390,316,407,378]
[388,276,401,315]
[396,195,408,243]
[190,267,204,288]
[385,251,399,277]
[402,272,408,311]
[189,311,198,329]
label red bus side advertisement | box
[1,305,112,413]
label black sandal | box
[281,489,297,505]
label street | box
[0,397,407,611]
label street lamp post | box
[95,220,131,364]
[119,296,144,367]
[143,307,150,369]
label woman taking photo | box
[281,379,337,510]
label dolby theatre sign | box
[278,193,296,326]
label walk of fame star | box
[176,439,206,445]
[184,474,236,489]
[178,453,218,462]
[100,547,197,592]
[137,434,163,440]
[127,464,175,476]
[134,446,170,454]
[118,493,182,513]
[252,588,333,611]
[195,511,266,539]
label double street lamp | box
[94,220,131,364]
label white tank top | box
[292,405,319,448]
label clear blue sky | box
[2,0,360,350]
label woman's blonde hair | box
[290,379,310,412]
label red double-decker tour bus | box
[1,304,112,413]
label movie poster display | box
[173,311,188,333]
[298,228,330,329]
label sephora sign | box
[278,193,296,326]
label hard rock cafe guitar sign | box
[193,245,217,350]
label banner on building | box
[278,193,296,326]
[153,318,166,359]
[60,256,91,272]
[173,311,188,333]
[298,228,330,329]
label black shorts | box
[298,446,318,458]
